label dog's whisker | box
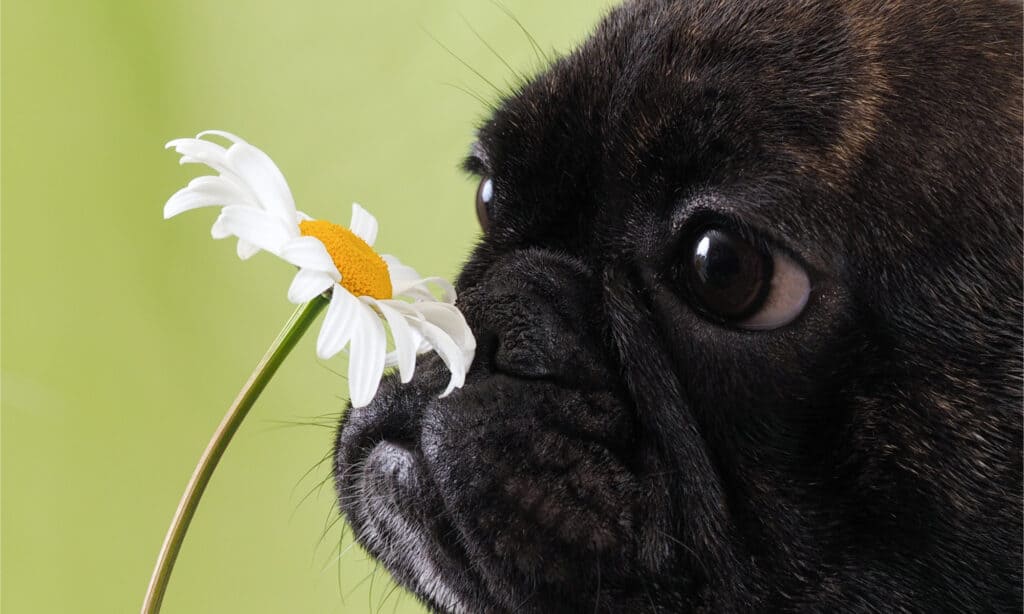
[319,537,361,575]
[293,471,338,518]
[376,577,402,614]
[262,418,337,432]
[312,504,341,560]
[440,81,494,110]
[421,26,503,96]
[367,561,379,612]
[456,11,525,85]
[316,359,348,380]
[288,450,335,515]
[335,532,347,605]
[488,0,549,65]
[344,566,378,601]
[316,508,349,551]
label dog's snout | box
[457,250,610,386]
[489,292,577,379]
[334,355,455,482]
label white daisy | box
[164,130,475,407]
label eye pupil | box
[686,228,771,320]
[475,177,493,231]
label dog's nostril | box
[468,329,499,373]
[466,304,610,384]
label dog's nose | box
[456,249,609,386]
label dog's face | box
[334,0,1023,611]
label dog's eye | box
[683,227,810,330]
[475,177,493,232]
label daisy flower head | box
[164,130,475,407]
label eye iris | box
[687,228,771,319]
[475,177,493,231]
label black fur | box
[334,0,1023,611]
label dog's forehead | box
[483,0,891,173]
[476,0,1019,282]
[476,0,879,260]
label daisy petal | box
[384,339,428,365]
[371,300,420,382]
[347,301,387,407]
[415,302,476,360]
[236,239,260,260]
[382,254,455,302]
[164,176,254,219]
[377,298,425,321]
[412,320,467,397]
[280,236,339,276]
[166,138,232,174]
[196,129,248,145]
[211,205,292,254]
[393,276,457,304]
[382,254,422,284]
[225,142,297,226]
[349,203,378,246]
[317,286,361,360]
[287,269,335,303]
[166,137,225,155]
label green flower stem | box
[142,296,329,614]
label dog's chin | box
[335,366,484,614]
[342,438,476,613]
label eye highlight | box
[475,177,494,232]
[679,225,810,330]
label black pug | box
[334,0,1023,611]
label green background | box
[1,1,612,612]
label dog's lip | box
[339,435,500,614]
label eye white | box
[480,178,493,204]
[739,251,811,330]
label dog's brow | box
[469,141,487,161]
[462,141,489,174]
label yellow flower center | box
[299,219,392,299]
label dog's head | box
[334,1,1023,611]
